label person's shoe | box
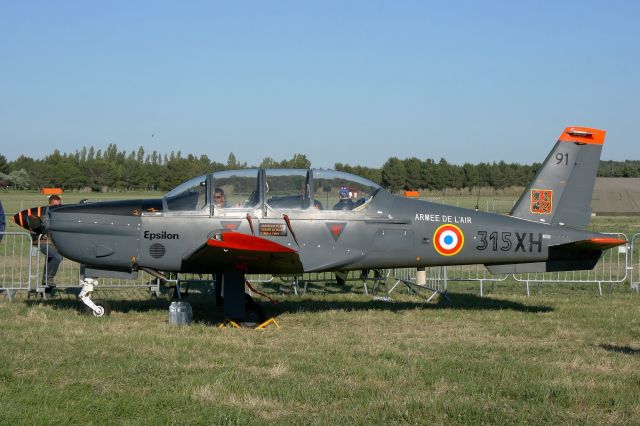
[43,284,56,297]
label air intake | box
[149,243,166,259]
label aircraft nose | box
[43,200,145,269]
[45,204,65,232]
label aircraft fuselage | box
[47,189,603,276]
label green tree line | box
[0,146,311,192]
[0,146,638,193]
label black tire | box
[83,299,112,317]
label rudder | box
[510,126,605,228]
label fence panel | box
[391,265,510,298]
[0,231,36,296]
[443,264,510,297]
[390,267,448,301]
[4,229,635,300]
[281,270,389,295]
[512,233,630,296]
[631,233,639,291]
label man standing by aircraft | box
[40,195,63,293]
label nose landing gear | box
[78,278,112,317]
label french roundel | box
[433,224,464,256]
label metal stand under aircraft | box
[217,270,267,327]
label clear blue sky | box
[1,1,638,168]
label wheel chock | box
[217,317,280,329]
[256,317,280,329]
[217,320,241,329]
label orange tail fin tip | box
[559,126,606,145]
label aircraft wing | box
[181,231,303,274]
[485,237,627,274]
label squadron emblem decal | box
[530,189,553,214]
[326,222,347,242]
[433,224,464,256]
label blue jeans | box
[40,243,62,285]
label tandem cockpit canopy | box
[164,174,208,211]
[162,168,382,213]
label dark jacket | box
[0,201,5,241]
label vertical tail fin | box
[510,126,605,228]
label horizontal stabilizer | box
[485,237,626,274]
[556,237,627,251]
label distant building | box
[591,178,640,216]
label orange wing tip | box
[207,232,297,253]
[586,237,627,249]
[558,126,606,145]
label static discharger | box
[567,130,592,137]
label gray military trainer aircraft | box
[34,126,625,322]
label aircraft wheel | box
[83,299,112,317]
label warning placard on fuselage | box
[259,223,287,236]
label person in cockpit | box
[214,187,228,208]
[333,187,356,210]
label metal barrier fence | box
[512,233,630,296]
[37,234,165,296]
[631,233,640,291]
[387,266,448,302]
[0,231,36,297]
[388,232,633,297]
[389,264,509,298]
[275,270,389,296]
[1,230,637,300]
[444,264,510,297]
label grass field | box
[1,285,640,424]
[1,190,639,424]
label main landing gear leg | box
[214,273,223,307]
[222,270,266,328]
[78,278,112,317]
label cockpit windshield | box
[312,170,381,211]
[211,169,260,209]
[164,175,208,211]
[265,169,310,210]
